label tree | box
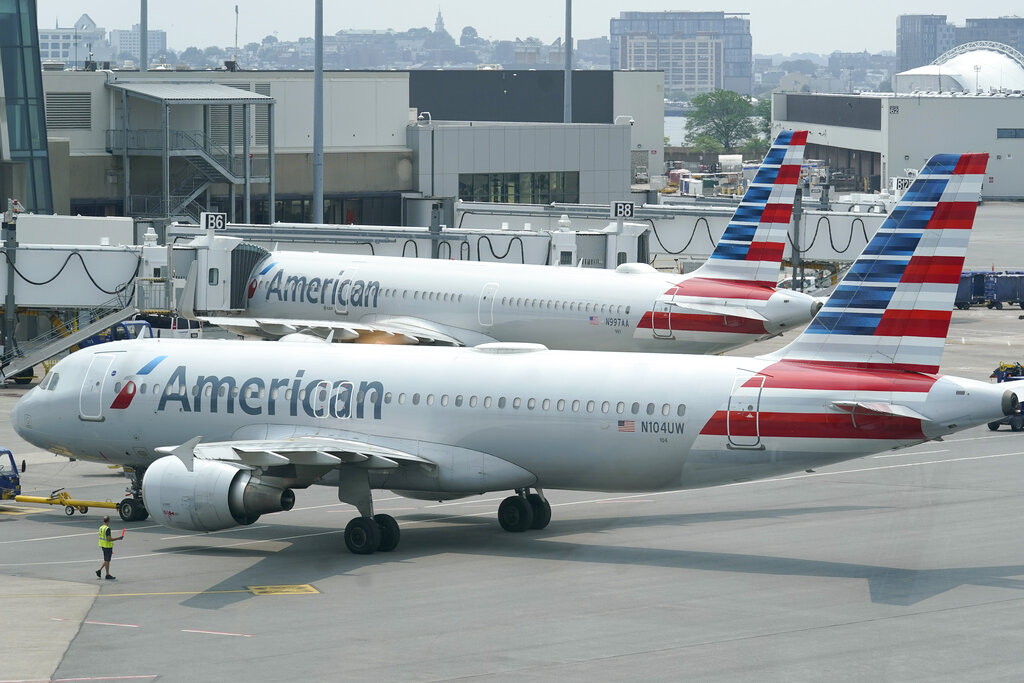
[684,90,756,152]
[754,97,771,138]
[460,26,479,47]
[179,46,206,66]
[778,59,817,75]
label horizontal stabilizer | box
[830,400,931,422]
[669,300,768,321]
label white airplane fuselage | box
[235,252,820,354]
[13,339,1011,494]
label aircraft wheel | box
[344,517,381,555]
[498,495,534,532]
[988,421,1002,431]
[65,505,76,516]
[78,506,89,514]
[373,514,400,552]
[526,493,552,530]
[134,504,149,522]
[1011,416,1024,432]
[118,498,137,523]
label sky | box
[35,1,1024,56]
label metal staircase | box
[1,298,138,384]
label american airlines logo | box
[154,366,384,420]
[262,268,381,309]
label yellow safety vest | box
[98,524,113,549]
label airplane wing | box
[157,435,437,473]
[197,315,463,345]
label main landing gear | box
[498,488,551,532]
[338,466,400,555]
[118,468,149,523]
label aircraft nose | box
[10,395,28,440]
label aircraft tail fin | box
[689,129,807,286]
[765,153,989,373]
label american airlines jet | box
[197,131,821,355]
[13,153,1013,555]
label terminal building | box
[5,60,663,225]
[772,42,1024,200]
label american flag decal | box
[618,420,635,432]
[589,316,600,325]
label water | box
[664,116,688,146]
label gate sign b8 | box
[610,201,635,219]
[200,212,228,230]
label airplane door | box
[478,282,499,327]
[652,300,673,338]
[311,381,331,418]
[335,268,357,316]
[727,373,765,448]
[79,354,116,422]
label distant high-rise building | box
[610,11,752,96]
[957,17,1024,55]
[897,15,956,71]
[38,13,111,67]
[110,24,167,67]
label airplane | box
[12,152,1012,556]
[192,130,821,356]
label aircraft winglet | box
[155,435,203,472]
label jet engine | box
[142,456,295,532]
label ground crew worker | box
[96,515,124,580]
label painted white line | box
[160,525,269,541]
[181,628,252,638]
[0,677,159,682]
[873,449,948,458]
[426,496,505,508]
[84,620,141,628]
[0,525,162,544]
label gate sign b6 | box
[610,201,635,219]
[200,212,228,230]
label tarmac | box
[2,202,1024,682]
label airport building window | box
[996,128,1024,138]
[458,171,580,204]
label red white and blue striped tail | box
[689,129,807,287]
[765,153,989,374]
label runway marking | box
[7,589,253,598]
[50,618,139,628]
[246,584,319,595]
[0,525,162,544]
[873,449,948,458]
[181,628,252,638]
[1,676,157,682]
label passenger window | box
[586,400,595,413]
[426,394,434,406]
[398,393,406,404]
[484,396,492,408]
[542,398,550,410]
[114,381,122,393]
[441,394,449,407]
[455,395,463,407]
[469,396,478,408]
[571,400,580,412]
[230,387,238,398]
[646,403,655,415]
[616,402,624,414]
[219,386,227,398]
[662,403,671,416]
[557,399,566,411]
[527,398,536,410]
[625,306,631,315]
[498,397,507,409]
[677,404,686,417]
[512,398,521,409]
[601,401,609,413]
[140,383,147,395]
[631,402,640,415]
[152,383,160,396]
[208,268,219,286]
[206,385,214,398]
[384,392,392,404]
[570,303,576,312]
[412,393,420,405]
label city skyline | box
[36,1,1024,56]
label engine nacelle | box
[142,456,295,531]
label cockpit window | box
[39,372,59,391]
